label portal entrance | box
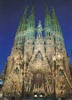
[30,72,47,96]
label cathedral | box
[1,0,72,99]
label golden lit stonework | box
[1,2,72,100]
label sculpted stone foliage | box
[2,3,72,98]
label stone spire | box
[52,7,65,50]
[26,5,35,39]
[52,7,61,33]
[27,6,35,29]
[13,7,28,51]
[17,7,28,32]
[45,3,51,31]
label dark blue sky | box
[0,0,72,74]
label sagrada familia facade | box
[1,1,72,99]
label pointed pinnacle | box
[52,6,56,17]
[24,6,28,15]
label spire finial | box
[44,0,50,16]
[52,6,56,16]
[30,0,35,14]
[23,6,28,16]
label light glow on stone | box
[39,94,43,97]
[34,94,38,97]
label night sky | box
[0,0,72,74]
